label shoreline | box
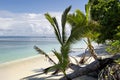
[0,45,111,80]
[0,55,41,67]
[0,52,54,67]
[0,44,108,67]
[0,53,55,67]
[0,54,110,80]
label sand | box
[0,54,56,80]
[0,54,99,80]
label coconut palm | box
[67,2,100,59]
[35,6,86,79]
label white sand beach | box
[0,53,99,80]
[0,54,58,80]
[0,45,109,80]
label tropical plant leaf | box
[52,17,62,45]
[45,13,55,27]
[43,64,61,74]
[67,10,87,44]
[43,66,53,74]
[61,6,71,44]
[44,6,72,77]
[34,46,56,64]
[45,13,62,45]
[85,3,91,22]
[52,50,62,63]
[67,10,86,29]
[67,2,100,59]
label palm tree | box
[67,2,100,59]
[35,6,85,79]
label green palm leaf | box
[67,2,101,59]
[44,6,72,76]
[45,13,62,45]
[67,10,87,44]
[52,50,62,63]
[61,6,71,44]
[43,64,62,74]
[34,46,56,64]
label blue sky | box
[0,0,88,13]
[0,0,88,36]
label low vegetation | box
[34,0,120,80]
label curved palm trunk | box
[87,38,98,59]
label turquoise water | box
[0,36,88,64]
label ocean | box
[0,36,89,64]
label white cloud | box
[0,11,71,37]
[0,11,65,36]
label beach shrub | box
[90,0,120,54]
[91,0,120,43]
[90,0,120,79]
[106,40,120,55]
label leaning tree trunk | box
[60,54,120,80]
[87,38,98,59]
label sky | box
[0,0,88,36]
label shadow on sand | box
[76,45,109,57]
[21,68,63,80]
[21,45,106,80]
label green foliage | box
[98,62,120,80]
[67,2,101,59]
[34,46,56,65]
[114,58,120,64]
[35,6,88,77]
[44,6,72,76]
[91,0,120,43]
[106,40,120,55]
[67,10,100,42]
[45,13,62,45]
[114,25,120,39]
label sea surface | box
[0,36,90,64]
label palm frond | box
[85,3,91,22]
[67,8,101,44]
[45,13,55,27]
[67,10,88,44]
[52,17,62,44]
[43,64,61,74]
[67,24,87,44]
[61,44,70,70]
[52,50,62,63]
[45,13,62,45]
[43,66,53,74]
[85,20,101,39]
[61,6,71,44]
[44,6,72,76]
[67,10,86,29]
[34,46,56,64]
